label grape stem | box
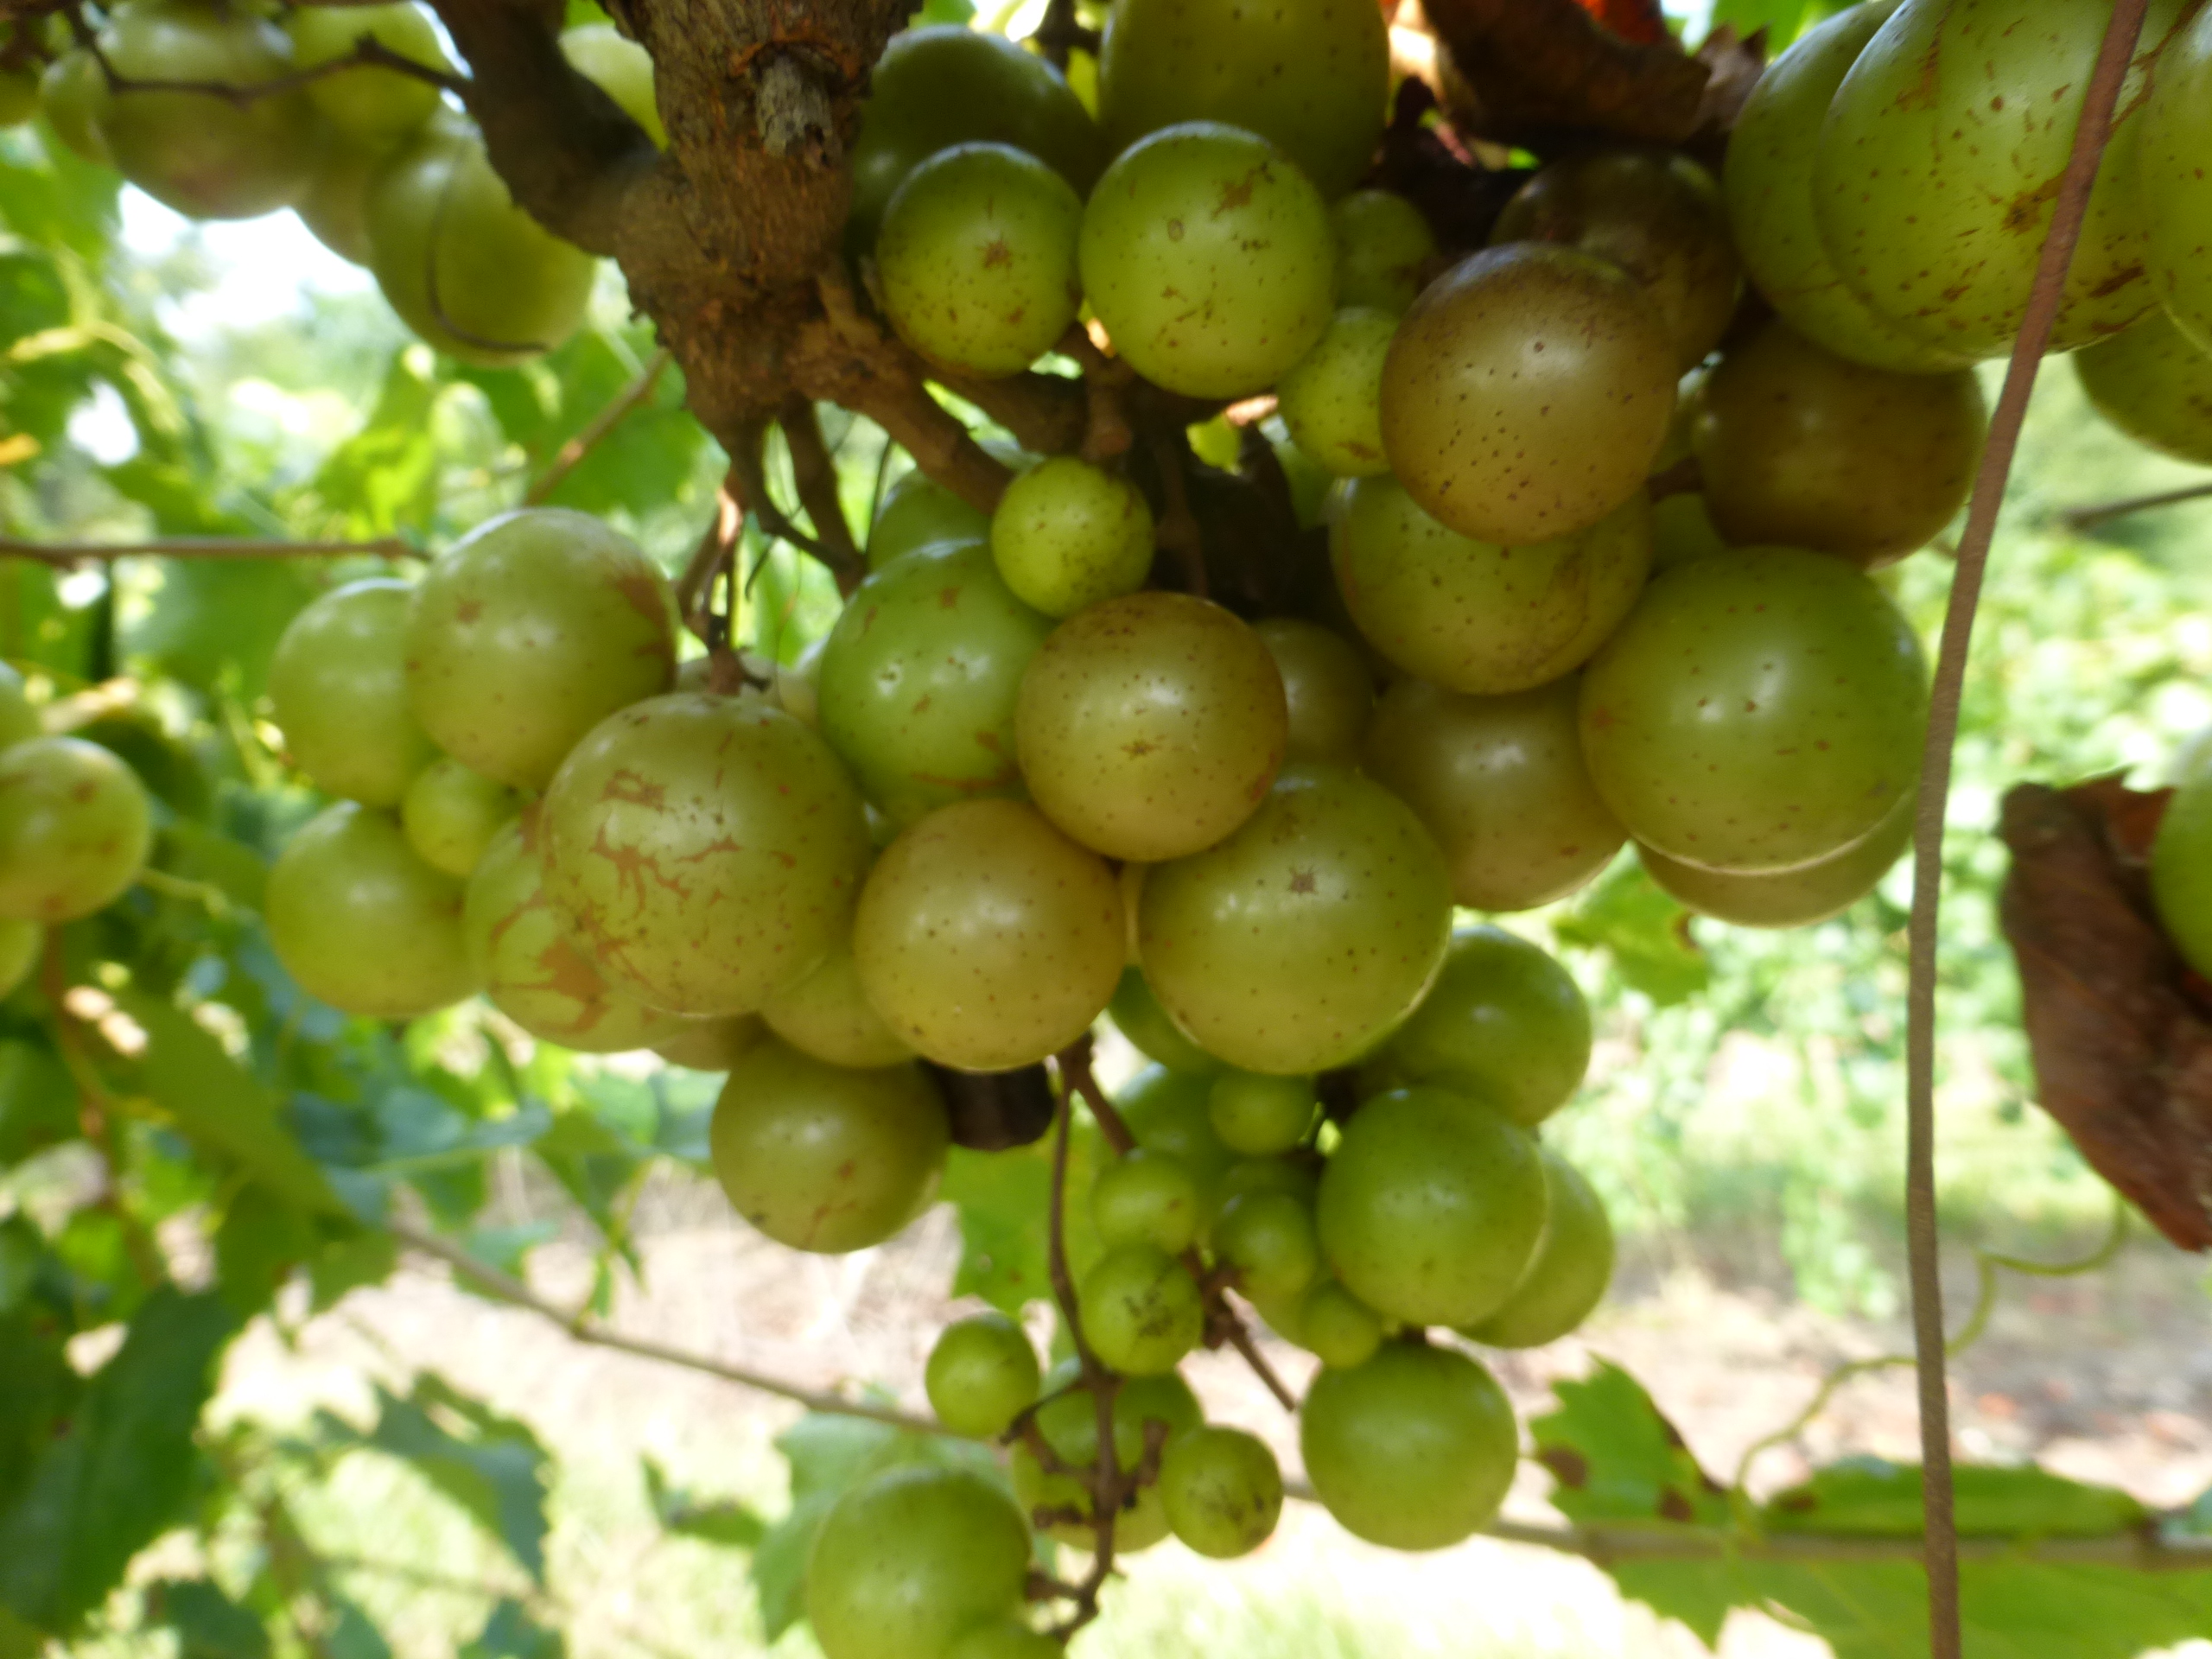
[523,348,675,506]
[1898,4,2150,1656]
[1027,0,1100,73]
[2059,479,2212,535]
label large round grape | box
[1316,1087,1547,1327]
[285,3,449,150]
[1331,474,1651,696]
[270,577,434,807]
[1252,619,1373,766]
[879,143,1083,378]
[709,1036,948,1252]
[37,52,111,166]
[761,940,913,1069]
[853,800,1123,1072]
[0,737,151,924]
[806,1465,1030,1659]
[1642,788,1915,929]
[1097,0,1388,199]
[1692,317,1986,566]
[266,802,475,1019]
[1138,763,1452,1074]
[1579,547,1929,874]
[1465,1148,1616,1350]
[1159,1426,1282,1560]
[1332,189,1438,314]
[402,755,517,879]
[1010,1365,1200,1550]
[1079,123,1336,399]
[2140,3,2212,351]
[990,458,1154,620]
[818,542,1052,826]
[405,509,677,790]
[1300,1340,1518,1550]
[1277,308,1395,478]
[1380,243,1675,547]
[925,1313,1040,1438]
[2074,309,2212,466]
[1364,926,1592,1129]
[1362,674,1623,912]
[542,692,874,1015]
[1721,2,1974,375]
[1015,592,1287,862]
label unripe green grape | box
[1159,1426,1282,1560]
[0,736,149,924]
[1116,1067,1236,1212]
[1106,967,1220,1074]
[1275,308,1395,478]
[925,1313,1041,1438]
[2152,766,2212,976]
[561,22,664,147]
[296,128,380,264]
[402,755,517,878]
[944,1621,1062,1659]
[286,3,450,150]
[1079,122,1337,398]
[652,1014,766,1072]
[1215,1155,1319,1215]
[2140,3,2212,351]
[0,666,41,753]
[1332,189,1438,314]
[880,143,1084,378]
[776,635,825,729]
[1641,788,1915,929]
[1208,1070,1315,1157]
[869,470,992,569]
[1212,1188,1319,1305]
[1079,1244,1205,1376]
[1300,1279,1384,1370]
[2074,309,2212,465]
[1011,1367,1199,1550]
[806,1466,1031,1659]
[1272,435,1336,531]
[761,938,912,1068]
[1463,1149,1616,1350]
[39,50,111,164]
[0,68,35,129]
[267,802,475,1019]
[1650,488,1732,571]
[270,577,435,807]
[1092,1148,1204,1254]
[1300,1340,1517,1550]
[1251,619,1373,766]
[989,457,1154,619]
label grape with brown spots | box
[1276,307,1396,478]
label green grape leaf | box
[352,1377,552,1583]
[211,1184,318,1319]
[308,1229,400,1313]
[125,559,320,702]
[939,1147,1056,1317]
[641,1454,769,1548]
[1764,1458,2147,1539]
[309,350,442,539]
[1529,1358,1731,1529]
[459,1599,563,1659]
[0,1310,76,1515]
[1552,859,1710,1007]
[0,1038,80,1166]
[322,1594,395,1659]
[147,1578,271,1659]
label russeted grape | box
[2140,3,2212,351]
[0,737,152,925]
[1300,1340,1517,1550]
[1299,1279,1384,1370]
[879,143,1084,378]
[267,802,475,1019]
[1015,591,1287,863]
[1208,1071,1315,1157]
[1251,619,1373,766]
[1331,189,1438,314]
[541,691,874,1016]
[1362,675,1624,913]
[1692,317,1986,567]
[1079,123,1337,399]
[709,1036,948,1253]
[1106,967,1220,1074]
[561,23,664,147]
[1011,1366,1201,1549]
[1379,243,1676,546]
[38,52,111,167]
[819,541,1052,826]
[2074,310,2212,466]
[925,1313,1041,1438]
[989,457,1154,619]
[1116,1067,1236,1211]
[270,577,434,808]
[1491,148,1742,372]
[1138,763,1452,1074]
[1363,926,1592,1130]
[1212,1189,1319,1304]
[405,509,677,791]
[1158,1426,1283,1560]
[760,939,913,1068]
[1276,308,1395,477]
[652,1014,766,1072]
[1317,1088,1547,1329]
[1331,474,1651,696]
[869,469,992,569]
[1642,789,1915,929]
[1093,1148,1204,1254]
[1079,1244,1205,1375]
[944,1621,1062,1659]
[805,1466,1031,1659]
[852,800,1123,1072]
[402,755,517,879]
[1579,547,1929,874]
[286,3,449,149]
[1464,1150,1616,1350]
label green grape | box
[0,737,150,925]
[925,1313,1041,1438]
[1300,1340,1517,1550]
[1364,925,1592,1129]
[1650,488,1733,571]
[869,469,993,569]
[266,802,475,1019]
[1138,762,1452,1074]
[1692,316,1986,567]
[775,636,826,729]
[709,1035,948,1252]
[0,919,40,1001]
[806,1466,1031,1659]
[270,577,435,808]
[1331,189,1438,314]
[1272,435,1337,531]
[1106,966,1221,1073]
[1276,308,1395,477]
[1078,122,1337,398]
[463,815,692,1053]
[0,68,35,129]
[37,51,111,165]
[1014,591,1287,862]
[2152,766,2212,976]
[561,22,664,147]
[1159,1426,1282,1560]
[1212,1188,1319,1304]
[880,143,1084,378]
[1361,674,1624,913]
[1097,0,1388,199]
[760,938,912,1068]
[990,457,1154,619]
[1251,619,1373,766]
[1331,474,1651,696]
[1215,1155,1319,1214]
[1116,1067,1237,1211]
[2141,3,2212,351]
[2074,308,2212,465]
[406,509,677,790]
[1379,243,1676,546]
[944,1620,1062,1659]
[1079,1244,1205,1375]
[1208,1071,1315,1157]
[0,665,39,752]
[1300,1279,1384,1370]
[402,755,517,879]
[542,691,874,1016]
[1316,1087,1547,1327]
[652,1014,767,1072]
[1491,148,1741,372]
[819,541,1052,825]
[1578,547,1929,874]
[1092,1148,1204,1254]
[1010,1363,1200,1549]
[286,3,449,149]
[295,129,380,264]
[1641,788,1915,929]
[1463,1149,1616,1350]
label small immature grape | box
[1300,1279,1384,1370]
[402,755,517,879]
[1251,619,1373,766]
[0,737,151,925]
[1159,1426,1283,1559]
[1641,789,1914,930]
[2074,308,2212,466]
[925,1313,1042,1438]
[1211,1188,1319,1305]
[1079,1244,1205,1376]
[270,577,435,808]
[1463,1149,1616,1350]
[1208,1070,1316,1156]
[1331,189,1437,313]
[805,1465,1032,1659]
[944,1621,1063,1659]
[868,468,992,569]
[1107,967,1222,1074]
[761,940,914,1068]
[1276,308,1395,477]
[989,457,1154,619]
[1092,1148,1204,1254]
[1215,1155,1319,1214]
[880,143,1084,378]
[1011,1367,1199,1549]
[1116,1066,1236,1210]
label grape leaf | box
[211,1184,318,1319]
[322,1596,395,1659]
[459,1599,563,1659]
[0,1038,80,1166]
[1764,1457,2146,1539]
[147,1578,271,1659]
[309,351,442,540]
[641,1454,769,1548]
[350,1378,553,1583]
[1529,1358,1730,1529]
[1553,858,1710,1007]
